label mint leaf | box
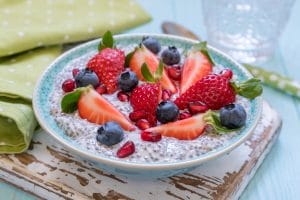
[154,60,163,80]
[192,41,214,65]
[204,110,238,134]
[141,63,155,83]
[61,88,83,113]
[125,50,134,68]
[98,30,114,51]
[231,78,263,99]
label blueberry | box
[75,68,100,88]
[118,71,139,92]
[96,122,124,146]
[156,101,179,124]
[161,46,180,65]
[142,36,161,54]
[220,104,247,129]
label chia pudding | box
[49,41,253,163]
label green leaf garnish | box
[231,78,263,99]
[192,41,214,65]
[98,30,114,51]
[125,50,135,68]
[154,60,163,80]
[204,110,238,134]
[141,63,156,83]
[61,88,85,113]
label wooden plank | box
[0,101,281,200]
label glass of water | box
[202,0,295,63]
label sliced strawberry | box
[78,87,135,131]
[129,45,176,93]
[180,50,212,94]
[146,114,206,140]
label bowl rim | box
[33,33,263,171]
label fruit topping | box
[96,121,124,146]
[161,46,180,65]
[141,131,162,142]
[220,104,247,129]
[142,36,161,54]
[156,101,179,124]
[220,68,233,79]
[136,119,150,130]
[162,89,172,101]
[74,69,100,88]
[117,141,135,158]
[117,91,129,102]
[167,65,181,81]
[117,71,138,92]
[95,85,107,95]
[188,102,209,114]
[62,79,76,93]
[178,111,192,120]
[72,68,80,78]
[129,110,146,122]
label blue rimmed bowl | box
[33,34,262,178]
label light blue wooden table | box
[1,0,300,199]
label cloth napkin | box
[0,0,151,153]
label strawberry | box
[78,87,135,131]
[129,45,176,93]
[180,46,213,94]
[146,114,206,140]
[87,48,125,93]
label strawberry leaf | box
[193,41,214,65]
[231,78,263,99]
[125,50,134,68]
[154,60,163,80]
[61,87,85,113]
[98,30,114,51]
[141,63,156,83]
[204,110,238,133]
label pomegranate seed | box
[96,85,107,94]
[117,91,129,102]
[62,79,75,93]
[141,131,162,142]
[167,66,181,81]
[136,119,150,130]
[116,141,135,158]
[72,68,80,78]
[162,89,172,101]
[220,69,233,79]
[188,102,209,114]
[179,111,192,120]
[129,110,146,122]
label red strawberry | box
[78,87,135,131]
[129,45,176,93]
[146,114,206,140]
[130,83,161,126]
[175,74,236,110]
[180,50,212,94]
[87,48,125,93]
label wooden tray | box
[0,101,281,200]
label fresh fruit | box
[116,141,135,158]
[161,46,180,65]
[129,45,176,93]
[129,110,146,122]
[62,79,76,93]
[96,122,124,146]
[74,69,100,88]
[220,104,247,129]
[167,65,181,81]
[117,71,138,92]
[178,111,192,120]
[188,102,209,114]
[146,114,206,140]
[162,89,171,101]
[96,85,107,94]
[141,131,162,142]
[142,36,161,54]
[78,87,135,131]
[136,119,150,130]
[180,50,212,94]
[117,91,129,102]
[87,48,125,93]
[156,101,179,124]
[72,68,80,78]
[220,68,233,79]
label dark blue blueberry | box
[75,68,99,88]
[156,101,179,124]
[142,36,161,54]
[118,71,139,92]
[220,104,247,129]
[96,122,124,146]
[161,46,180,65]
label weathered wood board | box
[0,101,281,200]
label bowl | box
[33,33,262,178]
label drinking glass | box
[202,0,295,63]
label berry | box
[116,141,135,158]
[72,68,80,78]
[78,87,135,131]
[129,110,146,122]
[136,119,150,130]
[167,66,181,81]
[156,101,179,124]
[142,36,161,54]
[162,89,172,101]
[129,45,176,93]
[117,71,138,92]
[180,50,212,94]
[141,131,162,142]
[96,85,107,95]
[96,122,124,146]
[188,102,209,114]
[62,79,76,93]
[87,48,125,93]
[220,68,233,79]
[220,104,247,129]
[74,69,100,88]
[179,111,192,120]
[146,114,206,140]
[117,91,129,102]
[161,46,180,65]
[175,74,236,110]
